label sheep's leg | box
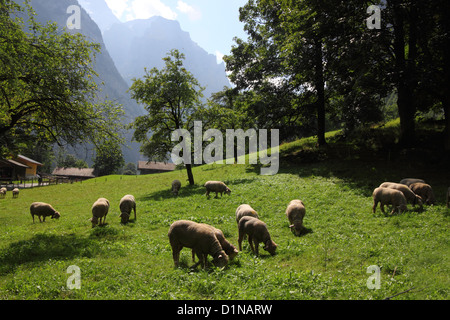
[41,216,45,222]
[172,246,181,267]
[380,203,386,214]
[372,200,378,213]
[191,249,196,262]
[214,192,219,198]
[205,190,210,198]
[248,235,255,253]
[253,239,259,255]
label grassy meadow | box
[0,127,449,300]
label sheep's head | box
[120,212,130,224]
[90,217,99,228]
[264,240,278,256]
[213,251,229,268]
[52,212,61,220]
[225,188,231,195]
[289,221,304,236]
[226,247,239,260]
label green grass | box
[0,124,449,300]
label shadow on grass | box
[138,184,205,202]
[0,233,103,275]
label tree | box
[0,0,124,158]
[93,139,125,177]
[129,49,204,185]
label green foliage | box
[93,139,125,177]
[0,0,124,158]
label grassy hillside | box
[0,122,449,300]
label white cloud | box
[176,1,202,21]
[105,0,177,21]
[215,50,225,64]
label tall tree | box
[93,139,125,177]
[129,49,204,185]
[0,0,124,158]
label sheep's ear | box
[289,224,294,229]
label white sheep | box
[168,220,229,269]
[0,187,6,199]
[409,183,436,205]
[235,204,259,224]
[119,195,136,224]
[171,180,181,196]
[238,216,277,256]
[379,182,423,209]
[12,188,19,199]
[372,187,408,215]
[286,200,306,236]
[399,178,425,187]
[204,181,231,198]
[30,202,61,223]
[90,198,110,228]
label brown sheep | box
[399,178,425,187]
[12,188,19,198]
[192,224,238,262]
[30,202,61,223]
[372,187,408,215]
[168,220,229,269]
[238,216,277,256]
[409,183,436,205]
[172,180,181,196]
[90,198,110,228]
[204,181,231,198]
[119,195,136,224]
[235,204,259,224]
[286,200,306,236]
[379,182,423,210]
[0,187,6,199]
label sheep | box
[30,202,61,223]
[372,187,408,215]
[399,178,426,187]
[447,187,450,208]
[409,183,436,205]
[12,188,19,199]
[191,224,239,262]
[90,198,110,228]
[379,182,423,210]
[238,216,277,256]
[0,187,6,199]
[119,195,136,224]
[286,200,306,236]
[168,220,229,269]
[171,180,181,196]
[235,204,259,224]
[204,181,231,198]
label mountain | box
[18,0,145,164]
[83,1,231,99]
[77,0,121,33]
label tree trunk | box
[314,38,326,146]
[186,163,194,185]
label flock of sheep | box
[1,177,449,270]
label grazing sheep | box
[171,180,181,196]
[409,183,436,205]
[447,187,450,208]
[399,178,425,186]
[372,187,408,215]
[235,204,259,224]
[119,195,136,224]
[12,188,19,198]
[0,187,6,199]
[91,198,110,228]
[192,224,239,262]
[204,181,231,198]
[30,202,61,223]
[168,220,229,269]
[379,182,423,209]
[238,216,277,256]
[286,200,306,236]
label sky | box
[103,0,249,63]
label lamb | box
[12,188,19,199]
[30,202,61,223]
[409,183,436,205]
[447,187,450,208]
[119,195,136,224]
[235,204,259,224]
[379,182,423,209]
[399,178,425,187]
[372,187,408,215]
[286,200,306,236]
[238,216,277,256]
[204,181,231,198]
[171,180,181,196]
[192,224,239,262]
[90,198,110,227]
[0,187,6,199]
[168,220,229,269]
